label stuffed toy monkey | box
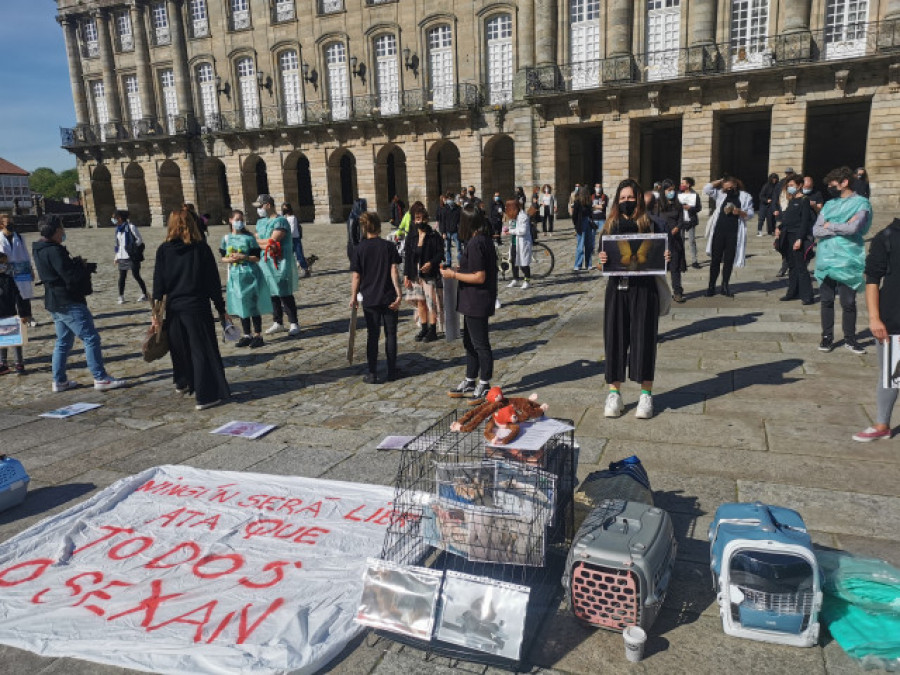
[450,387,548,444]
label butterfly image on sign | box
[600,233,668,276]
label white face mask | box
[595,186,601,194]
[233,220,245,231]
[256,207,267,219]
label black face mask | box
[619,200,637,217]
[828,186,841,199]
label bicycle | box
[494,239,555,280]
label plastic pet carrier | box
[564,499,676,632]
[709,502,822,647]
[0,455,29,512]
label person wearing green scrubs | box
[253,194,300,337]
[220,210,272,348]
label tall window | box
[730,0,771,71]
[231,0,251,30]
[82,17,99,58]
[160,69,179,134]
[197,63,219,129]
[91,80,109,141]
[825,0,870,59]
[375,34,400,115]
[570,0,600,90]
[115,10,133,52]
[275,0,296,22]
[319,0,344,14]
[280,50,304,125]
[646,1,680,81]
[151,2,170,45]
[326,42,350,121]
[428,25,454,110]
[486,15,513,105]
[189,0,209,38]
[124,75,143,137]
[237,57,260,129]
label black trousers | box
[19,298,31,318]
[709,222,739,288]
[604,279,659,384]
[819,277,857,341]
[463,315,493,381]
[118,262,148,296]
[784,233,814,303]
[512,265,532,280]
[271,295,298,325]
[541,206,554,233]
[363,305,398,375]
[240,316,263,334]
[669,240,684,296]
[167,308,230,405]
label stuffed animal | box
[450,387,548,446]
[485,405,519,445]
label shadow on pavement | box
[0,483,95,525]
[508,359,603,392]
[659,311,763,342]
[501,290,586,308]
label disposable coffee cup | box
[222,322,240,343]
[623,626,647,663]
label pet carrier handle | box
[753,501,777,533]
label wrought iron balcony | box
[60,115,198,148]
[525,20,900,98]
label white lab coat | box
[703,184,755,269]
[0,231,34,299]
[512,210,532,266]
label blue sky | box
[0,2,76,173]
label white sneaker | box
[521,281,531,290]
[52,380,78,393]
[28,320,38,328]
[495,298,502,310]
[265,323,284,335]
[507,280,518,288]
[94,377,127,391]
[288,323,301,337]
[635,393,654,419]
[137,294,147,302]
[604,391,624,418]
[756,232,763,237]
[117,296,125,304]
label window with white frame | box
[237,57,260,129]
[124,74,143,136]
[646,0,680,81]
[160,69,179,134]
[230,0,251,30]
[151,2,170,45]
[825,0,870,58]
[319,0,344,14]
[375,34,400,115]
[730,0,771,70]
[91,80,109,141]
[326,42,350,120]
[428,25,454,109]
[486,14,513,105]
[115,10,133,52]
[275,0,295,22]
[197,63,219,128]
[280,50,304,125]
[82,17,99,58]
[570,0,600,90]
[189,0,209,38]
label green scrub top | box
[255,215,298,297]
[221,232,273,319]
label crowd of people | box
[0,164,894,441]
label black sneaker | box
[363,372,383,384]
[472,380,491,400]
[448,378,476,398]
[819,337,834,353]
[236,336,252,348]
[691,262,701,270]
[844,341,866,355]
[248,335,264,349]
[414,325,428,342]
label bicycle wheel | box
[529,242,555,279]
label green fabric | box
[398,212,411,237]
[814,194,872,291]
[255,216,298,297]
[220,233,272,319]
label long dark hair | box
[604,178,652,234]
[459,206,491,242]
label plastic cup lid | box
[623,626,647,642]
[223,323,240,342]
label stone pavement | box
[0,221,897,674]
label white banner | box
[0,465,399,674]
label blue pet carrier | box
[709,502,822,647]
[0,455,29,512]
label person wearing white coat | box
[703,177,754,297]
[505,199,533,289]
[0,213,35,325]
[113,210,148,304]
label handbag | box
[655,276,672,317]
[141,298,169,362]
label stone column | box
[534,1,556,66]
[686,0,717,74]
[881,0,900,51]
[95,9,122,123]
[768,101,807,179]
[131,2,157,120]
[519,0,535,67]
[167,0,195,118]
[783,0,812,32]
[59,16,91,126]
[778,0,813,62]
[604,0,634,82]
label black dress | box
[778,197,815,302]
[152,241,230,405]
[603,218,662,385]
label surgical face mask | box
[256,207,267,218]
[111,217,117,225]
[828,186,841,199]
[665,191,676,200]
[232,220,245,231]
[802,188,812,195]
[595,186,601,194]
[494,196,500,202]
[0,264,8,274]
[619,200,637,217]
[787,186,798,196]
[544,188,550,194]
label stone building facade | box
[57,0,900,227]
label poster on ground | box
[210,421,277,439]
[0,465,398,674]
[39,402,102,419]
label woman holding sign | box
[598,179,670,420]
[0,214,35,326]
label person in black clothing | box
[346,198,367,263]
[758,173,779,236]
[515,186,526,211]
[440,192,461,264]
[442,206,498,400]
[152,208,231,410]
[390,195,405,228]
[853,167,870,199]
[658,180,687,303]
[775,175,815,305]
[802,175,824,214]
[0,253,27,374]
[852,218,900,441]
[403,202,444,343]
[703,176,754,297]
[351,212,402,383]
[488,192,505,242]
